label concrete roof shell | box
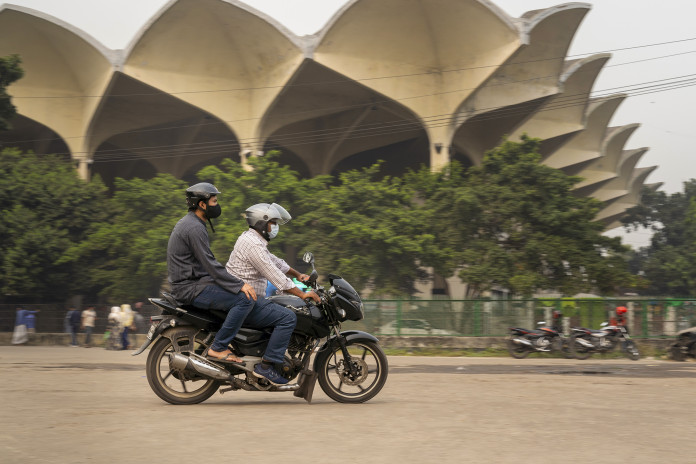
[0,0,658,229]
[0,5,115,161]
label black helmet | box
[186,182,220,209]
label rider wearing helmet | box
[614,306,628,328]
[224,202,321,385]
[167,182,256,364]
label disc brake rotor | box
[335,357,369,386]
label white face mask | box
[268,223,279,239]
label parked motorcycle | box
[569,322,640,360]
[667,326,696,361]
[507,323,566,358]
[132,252,388,405]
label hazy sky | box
[3,0,695,247]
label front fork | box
[335,334,359,377]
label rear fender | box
[131,316,196,356]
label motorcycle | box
[667,326,696,361]
[132,252,388,405]
[569,322,640,360]
[506,323,566,359]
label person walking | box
[105,307,121,350]
[11,307,28,345]
[68,307,81,347]
[120,304,134,350]
[81,306,97,347]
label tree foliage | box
[622,180,696,295]
[298,162,438,296]
[0,54,23,131]
[420,136,631,297]
[0,148,109,301]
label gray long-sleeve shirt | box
[167,212,244,304]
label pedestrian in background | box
[81,306,97,347]
[132,301,146,333]
[24,309,39,334]
[68,307,81,347]
[105,306,121,350]
[11,307,28,345]
[120,304,134,350]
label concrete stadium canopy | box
[0,0,658,227]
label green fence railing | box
[3,298,695,338]
[341,298,696,338]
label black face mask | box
[204,203,221,219]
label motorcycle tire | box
[569,335,593,360]
[146,337,220,405]
[506,338,531,359]
[316,338,388,403]
[621,340,641,361]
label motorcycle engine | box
[535,337,550,348]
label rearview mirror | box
[302,251,315,267]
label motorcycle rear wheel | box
[621,340,641,361]
[146,337,220,405]
[569,335,593,360]
[316,338,388,403]
[506,338,531,359]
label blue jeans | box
[84,327,93,346]
[193,285,297,364]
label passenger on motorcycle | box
[225,203,320,384]
[166,182,256,365]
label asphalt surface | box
[2,346,694,464]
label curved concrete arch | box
[122,0,305,151]
[257,59,427,176]
[452,4,590,166]
[544,94,626,170]
[514,53,610,142]
[88,72,240,183]
[0,5,115,173]
[590,147,648,202]
[0,113,70,158]
[313,0,521,168]
[597,166,658,228]
[574,123,639,191]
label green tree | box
[622,180,696,295]
[0,54,23,131]
[197,152,331,267]
[60,173,188,301]
[0,148,109,301]
[298,162,437,296]
[440,136,631,297]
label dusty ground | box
[1,346,694,464]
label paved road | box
[2,346,694,464]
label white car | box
[378,319,457,336]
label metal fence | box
[3,298,696,338]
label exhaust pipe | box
[168,353,233,381]
[574,338,594,348]
[512,338,533,346]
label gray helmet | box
[186,182,220,209]
[245,203,291,240]
[245,203,291,228]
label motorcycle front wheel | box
[569,335,593,360]
[145,337,220,405]
[316,338,388,403]
[621,340,641,361]
[506,338,531,359]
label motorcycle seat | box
[509,327,545,335]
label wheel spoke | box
[162,370,173,382]
[180,379,188,393]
